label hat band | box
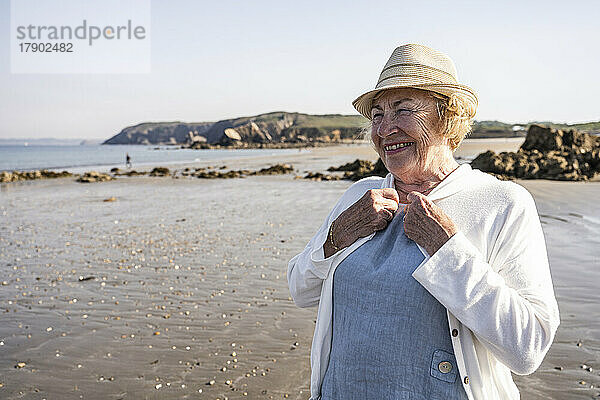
[376,65,457,88]
[380,63,457,81]
[376,75,446,89]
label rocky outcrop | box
[303,172,343,181]
[192,164,293,179]
[77,171,114,183]
[111,168,148,176]
[220,128,243,145]
[149,167,170,177]
[305,159,388,181]
[197,113,367,146]
[194,170,247,179]
[103,112,366,146]
[471,125,600,181]
[1,170,72,183]
[250,164,294,175]
[341,159,388,181]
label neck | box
[393,148,458,202]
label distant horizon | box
[1,113,599,142]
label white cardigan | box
[287,164,560,400]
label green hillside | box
[104,112,599,145]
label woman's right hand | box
[324,188,400,257]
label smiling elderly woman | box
[287,44,560,400]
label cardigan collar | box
[382,163,473,202]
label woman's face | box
[370,88,447,180]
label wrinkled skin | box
[324,88,459,258]
[324,188,399,257]
[403,191,458,256]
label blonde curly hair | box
[361,90,477,151]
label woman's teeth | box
[384,142,414,151]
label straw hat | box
[352,44,478,119]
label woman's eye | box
[396,108,413,114]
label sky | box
[1,0,599,140]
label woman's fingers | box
[379,198,400,213]
[380,208,394,222]
[403,191,458,255]
[381,188,400,203]
[334,188,401,245]
[406,191,430,211]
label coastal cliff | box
[103,122,214,145]
[103,112,600,146]
[103,112,365,146]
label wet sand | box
[0,139,598,399]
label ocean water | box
[0,144,298,173]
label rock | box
[149,167,170,177]
[1,169,72,183]
[303,172,342,181]
[471,151,503,174]
[192,164,291,179]
[0,171,14,183]
[194,170,245,179]
[471,125,600,181]
[189,142,216,149]
[307,158,389,182]
[76,171,113,183]
[251,164,294,175]
[188,131,207,144]
[521,125,564,152]
[522,125,598,153]
[121,170,147,176]
[340,158,387,181]
[328,159,374,172]
[220,128,243,145]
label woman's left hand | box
[404,191,458,256]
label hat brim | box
[352,83,478,120]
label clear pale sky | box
[1,0,598,139]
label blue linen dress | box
[320,209,468,400]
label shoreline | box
[2,138,526,173]
[1,139,525,183]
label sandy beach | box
[1,139,599,399]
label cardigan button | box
[452,329,459,337]
[438,361,453,374]
[464,376,469,384]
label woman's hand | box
[324,188,399,257]
[404,191,458,256]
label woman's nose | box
[374,114,398,138]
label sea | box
[0,144,299,173]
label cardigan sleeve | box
[287,178,380,308]
[287,185,354,308]
[287,207,336,308]
[411,185,560,376]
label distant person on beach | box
[288,44,559,400]
[126,153,132,168]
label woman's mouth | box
[383,142,414,154]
